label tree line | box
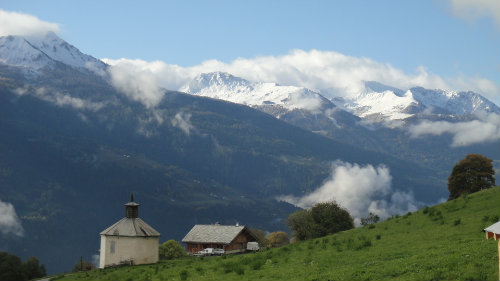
[0,252,46,281]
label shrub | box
[251,259,265,270]
[159,240,186,260]
[267,231,290,248]
[287,201,354,241]
[361,212,380,226]
[179,270,188,281]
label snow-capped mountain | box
[182,73,499,125]
[181,72,332,113]
[0,31,106,73]
[336,81,499,121]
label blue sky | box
[1,0,499,102]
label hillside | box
[0,72,443,273]
[1,32,497,274]
[55,187,500,281]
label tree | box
[249,228,269,247]
[311,202,354,237]
[159,240,186,260]
[0,252,46,281]
[361,212,380,226]
[0,252,25,281]
[24,257,46,279]
[286,209,319,241]
[287,201,354,241]
[266,231,290,248]
[448,154,496,200]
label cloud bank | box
[408,112,500,147]
[0,9,60,37]
[103,50,499,108]
[0,199,24,237]
[277,161,418,223]
[446,0,500,27]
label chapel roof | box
[100,217,160,237]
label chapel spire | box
[125,194,140,218]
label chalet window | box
[110,241,115,254]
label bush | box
[361,212,380,226]
[179,270,188,280]
[267,231,290,248]
[287,201,354,241]
[159,240,186,260]
[251,259,265,270]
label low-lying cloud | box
[277,161,418,223]
[13,87,106,111]
[408,112,500,147]
[171,111,194,136]
[0,9,60,37]
[103,49,499,108]
[106,59,165,108]
[0,199,24,237]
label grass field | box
[54,187,500,281]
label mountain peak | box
[181,72,331,113]
[181,72,253,94]
[0,32,106,73]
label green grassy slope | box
[56,187,500,281]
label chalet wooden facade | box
[484,221,500,280]
[182,224,257,254]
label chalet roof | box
[484,221,500,235]
[100,217,160,237]
[182,224,249,244]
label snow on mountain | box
[181,72,329,112]
[343,90,418,120]
[0,32,106,73]
[181,73,499,124]
[409,87,499,115]
[0,35,54,69]
[334,81,499,121]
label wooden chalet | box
[182,223,257,254]
[484,221,500,279]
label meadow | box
[54,187,500,281]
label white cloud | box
[277,161,418,222]
[13,87,106,111]
[171,111,194,136]
[0,9,60,37]
[103,49,499,107]
[0,199,24,237]
[105,59,166,108]
[408,112,500,147]
[446,0,500,27]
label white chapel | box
[99,195,160,268]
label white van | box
[246,242,259,251]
